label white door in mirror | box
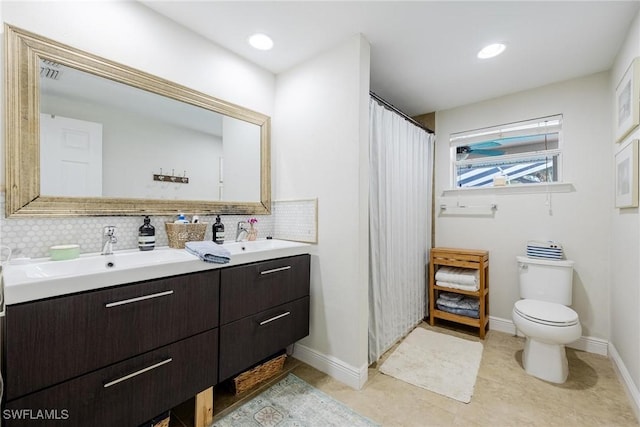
[40,114,103,197]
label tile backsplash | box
[273,199,318,243]
[0,194,317,259]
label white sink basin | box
[222,239,307,255]
[14,247,197,279]
[2,239,311,305]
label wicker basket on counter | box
[232,354,287,395]
[165,223,208,249]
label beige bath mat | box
[379,327,483,403]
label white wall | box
[273,35,371,388]
[41,94,223,200]
[102,116,222,200]
[436,72,612,341]
[610,7,640,416]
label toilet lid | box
[514,299,579,326]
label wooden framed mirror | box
[4,24,271,217]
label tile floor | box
[173,323,639,426]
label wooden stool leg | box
[194,387,214,427]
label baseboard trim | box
[293,317,611,390]
[488,315,517,335]
[488,315,609,356]
[292,343,368,390]
[609,343,640,422]
[569,334,609,356]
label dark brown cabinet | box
[219,254,310,381]
[219,297,310,380]
[4,329,218,427]
[3,269,220,427]
[5,271,219,401]
[220,255,310,324]
[2,253,311,426]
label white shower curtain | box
[368,96,433,363]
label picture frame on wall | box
[615,139,639,208]
[615,57,640,143]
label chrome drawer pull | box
[259,311,291,326]
[105,290,174,308]
[260,266,291,275]
[103,358,173,388]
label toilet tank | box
[516,256,575,305]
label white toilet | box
[512,255,581,383]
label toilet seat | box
[514,299,579,327]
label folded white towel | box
[436,281,479,292]
[435,266,479,286]
[185,241,231,264]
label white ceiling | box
[142,1,640,116]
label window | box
[450,114,562,188]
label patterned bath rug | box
[212,373,379,427]
[379,327,483,403]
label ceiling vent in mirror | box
[40,59,63,80]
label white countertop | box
[2,239,311,305]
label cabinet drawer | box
[220,254,310,324]
[218,296,309,381]
[3,329,218,427]
[5,269,219,401]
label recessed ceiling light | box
[248,33,274,51]
[477,43,506,59]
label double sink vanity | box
[1,239,311,426]
[0,24,312,426]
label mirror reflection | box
[4,24,270,217]
[39,60,261,202]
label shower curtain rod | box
[370,91,434,134]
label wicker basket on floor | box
[151,416,170,427]
[165,223,208,248]
[232,354,287,395]
[148,411,170,427]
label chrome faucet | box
[235,221,249,242]
[101,226,117,255]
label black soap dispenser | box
[138,216,155,251]
[213,215,225,244]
